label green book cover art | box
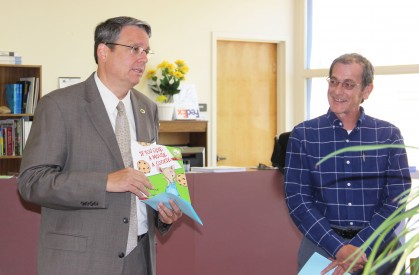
[131,141,202,225]
[133,142,190,202]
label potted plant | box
[146,60,189,120]
[316,144,419,274]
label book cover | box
[0,55,21,64]
[131,141,203,225]
[0,57,16,64]
[18,80,30,113]
[1,119,17,156]
[19,77,35,113]
[5,84,22,114]
[4,126,14,156]
[32,77,40,112]
[0,126,3,156]
[299,252,337,275]
[14,118,24,156]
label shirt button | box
[345,139,349,143]
[347,182,351,187]
[118,252,125,258]
[123,217,129,223]
[346,160,350,164]
[348,202,352,206]
[350,222,354,225]
[339,122,343,126]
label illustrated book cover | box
[298,252,337,275]
[131,141,203,225]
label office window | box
[305,0,419,167]
[306,0,419,68]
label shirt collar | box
[94,72,132,115]
[326,106,366,128]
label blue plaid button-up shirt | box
[284,107,411,257]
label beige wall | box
[1,0,298,163]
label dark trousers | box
[298,234,401,275]
[122,234,151,275]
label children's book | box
[299,252,338,275]
[131,141,203,225]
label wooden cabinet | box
[158,120,208,163]
[0,65,42,175]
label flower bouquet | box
[146,60,189,103]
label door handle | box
[217,155,227,162]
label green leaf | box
[315,144,419,166]
[343,188,419,274]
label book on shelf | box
[18,80,31,113]
[0,128,2,156]
[0,118,26,156]
[33,77,40,112]
[191,166,247,173]
[5,126,13,156]
[1,120,14,156]
[19,77,36,113]
[131,141,203,225]
[5,83,23,114]
[3,77,38,114]
[0,55,22,64]
[14,118,24,156]
[0,51,19,56]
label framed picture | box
[58,77,81,88]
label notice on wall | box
[58,77,81,88]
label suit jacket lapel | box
[131,92,155,143]
[83,74,124,167]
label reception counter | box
[156,170,302,275]
[0,177,40,275]
[0,170,301,275]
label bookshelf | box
[0,64,42,175]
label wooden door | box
[217,40,277,167]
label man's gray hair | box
[93,16,152,64]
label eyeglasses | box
[326,77,361,90]
[105,42,154,58]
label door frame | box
[209,32,287,166]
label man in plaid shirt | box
[284,53,411,275]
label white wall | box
[1,0,297,161]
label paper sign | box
[173,84,200,119]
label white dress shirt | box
[94,72,148,235]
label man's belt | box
[332,227,361,239]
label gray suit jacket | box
[18,73,169,275]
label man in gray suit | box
[18,16,182,275]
